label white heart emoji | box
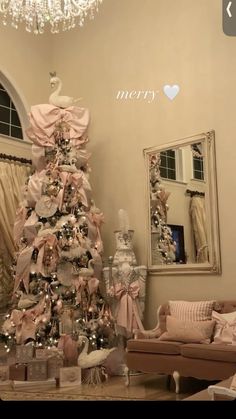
[163,85,180,100]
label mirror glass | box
[144,130,221,274]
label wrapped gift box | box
[16,344,34,363]
[59,366,81,387]
[27,359,48,381]
[0,365,9,382]
[0,355,8,365]
[35,348,64,360]
[12,378,57,390]
[47,356,64,379]
[35,348,50,360]
[9,364,27,381]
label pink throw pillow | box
[169,300,215,321]
[212,310,236,345]
[159,315,216,344]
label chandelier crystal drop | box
[0,0,103,34]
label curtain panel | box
[189,196,208,263]
[0,160,30,309]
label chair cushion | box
[181,343,236,363]
[127,339,183,355]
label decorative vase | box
[113,230,137,266]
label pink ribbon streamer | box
[32,144,46,171]
[34,301,52,327]
[88,212,104,253]
[23,211,39,244]
[25,170,46,206]
[72,277,86,304]
[14,246,34,293]
[87,277,99,295]
[13,207,28,245]
[57,171,84,210]
[72,276,99,304]
[57,335,78,365]
[58,334,78,365]
[111,281,144,333]
[33,234,59,275]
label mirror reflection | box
[144,131,221,274]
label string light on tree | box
[0,74,116,360]
[149,153,176,264]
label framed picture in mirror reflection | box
[167,224,186,264]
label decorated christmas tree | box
[1,76,115,356]
[149,153,176,264]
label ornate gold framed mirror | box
[143,130,221,275]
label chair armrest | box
[133,304,163,339]
[133,327,162,339]
[208,385,236,400]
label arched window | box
[0,83,23,140]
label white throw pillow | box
[159,316,216,344]
[212,310,236,345]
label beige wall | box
[0,24,52,158]
[0,25,52,108]
[1,0,236,328]
[0,136,31,159]
[52,0,236,328]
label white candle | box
[118,209,130,234]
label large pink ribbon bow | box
[14,235,58,294]
[10,309,36,344]
[26,104,89,147]
[113,281,144,333]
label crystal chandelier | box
[0,0,103,34]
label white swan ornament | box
[77,335,116,369]
[79,259,95,277]
[49,72,82,108]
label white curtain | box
[189,196,208,263]
[0,160,30,309]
